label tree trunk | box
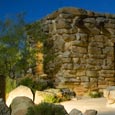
[0,75,6,102]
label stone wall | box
[41,7,115,95]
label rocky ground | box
[61,97,115,115]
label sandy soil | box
[61,97,115,115]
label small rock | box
[11,96,34,115]
[0,98,10,115]
[69,108,83,115]
[84,109,97,115]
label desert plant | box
[44,94,60,103]
[33,80,48,91]
[17,77,33,89]
[17,77,54,92]
[26,102,68,115]
[89,91,102,98]
[6,76,16,98]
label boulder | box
[84,109,97,115]
[0,98,10,115]
[53,104,69,115]
[6,85,33,107]
[34,90,55,104]
[34,88,76,104]
[103,86,115,103]
[69,108,83,115]
[11,96,34,115]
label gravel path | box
[61,97,115,115]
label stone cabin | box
[34,7,115,95]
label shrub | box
[89,91,102,98]
[26,102,68,115]
[33,80,48,91]
[6,76,16,96]
[17,77,33,89]
[44,94,60,103]
[17,77,54,92]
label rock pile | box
[3,85,98,115]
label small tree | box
[0,13,39,78]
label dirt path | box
[61,97,115,115]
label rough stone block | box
[80,76,89,82]
[81,82,89,88]
[88,46,102,54]
[56,19,71,29]
[62,51,71,58]
[64,42,72,50]
[72,58,80,63]
[69,108,83,115]
[83,18,96,24]
[59,7,87,16]
[73,64,86,70]
[63,34,76,42]
[62,58,72,63]
[76,70,86,76]
[94,35,104,42]
[86,71,98,77]
[90,78,98,82]
[71,40,88,47]
[84,109,97,115]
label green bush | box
[44,95,60,103]
[33,80,48,91]
[17,77,53,92]
[17,77,33,89]
[89,91,102,98]
[6,76,16,94]
[26,102,68,115]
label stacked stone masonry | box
[41,7,115,95]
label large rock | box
[34,88,75,104]
[6,85,33,107]
[34,90,55,104]
[84,110,97,115]
[103,86,115,106]
[53,104,69,115]
[69,108,83,115]
[11,96,34,115]
[0,98,10,115]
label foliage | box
[26,102,67,115]
[25,21,47,43]
[0,14,47,78]
[44,94,60,103]
[25,21,56,77]
[17,77,53,92]
[5,76,16,95]
[33,80,48,91]
[17,77,33,89]
[0,13,26,78]
[89,91,102,98]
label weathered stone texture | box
[0,98,10,115]
[41,7,115,95]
